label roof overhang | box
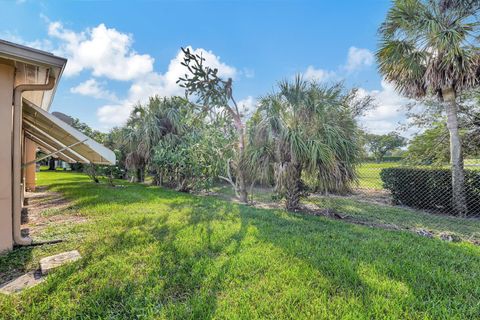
[22,99,116,165]
[0,39,67,111]
[0,40,66,69]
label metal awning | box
[22,98,116,165]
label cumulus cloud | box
[358,80,415,136]
[127,46,236,102]
[237,96,257,118]
[298,46,407,136]
[302,47,373,81]
[70,79,118,101]
[242,68,255,78]
[48,22,154,80]
[96,46,238,127]
[0,31,53,51]
[40,19,238,127]
[344,47,374,72]
[303,66,336,82]
[97,104,132,127]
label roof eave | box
[0,39,67,69]
[0,39,67,110]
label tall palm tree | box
[248,78,360,210]
[377,0,480,216]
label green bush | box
[380,167,480,216]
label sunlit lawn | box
[357,162,400,189]
[1,171,480,319]
[307,196,480,241]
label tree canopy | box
[247,78,362,210]
[365,132,407,163]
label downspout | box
[12,74,56,246]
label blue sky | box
[0,0,413,135]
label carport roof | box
[22,98,116,165]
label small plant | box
[84,164,100,183]
[84,164,123,186]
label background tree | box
[178,47,250,202]
[405,89,480,164]
[152,124,234,192]
[248,78,361,210]
[406,122,480,166]
[377,0,480,215]
[405,123,450,165]
[120,96,185,182]
[365,132,406,162]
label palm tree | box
[248,78,360,210]
[377,0,480,216]
[122,96,185,182]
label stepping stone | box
[0,271,43,295]
[40,250,81,275]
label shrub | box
[380,167,480,216]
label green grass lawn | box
[1,172,480,319]
[308,196,480,241]
[357,162,400,190]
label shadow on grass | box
[5,172,480,318]
[0,247,34,284]
[310,195,480,240]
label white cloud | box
[96,46,238,127]
[48,22,154,80]
[344,47,374,72]
[127,46,236,102]
[242,68,255,78]
[301,47,373,82]
[97,104,132,127]
[297,48,411,136]
[0,31,53,52]
[303,66,336,82]
[70,79,118,101]
[237,96,257,118]
[358,80,414,135]
[40,19,238,127]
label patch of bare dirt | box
[22,186,87,238]
[310,188,393,206]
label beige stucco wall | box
[0,63,14,253]
[24,138,37,191]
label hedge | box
[380,167,480,216]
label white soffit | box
[0,39,67,111]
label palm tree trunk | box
[136,168,142,183]
[442,88,467,216]
[285,162,302,211]
[235,118,248,203]
[48,157,56,170]
[237,168,248,203]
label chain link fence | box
[314,158,480,244]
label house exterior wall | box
[0,63,14,253]
[24,138,37,191]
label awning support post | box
[21,139,88,168]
